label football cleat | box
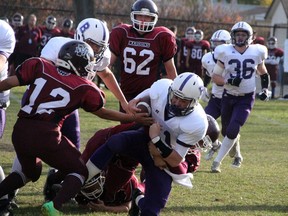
[41,201,61,216]
[0,199,12,216]
[43,168,58,201]
[128,188,143,216]
[211,161,221,173]
[231,157,243,168]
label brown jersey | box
[109,24,177,98]
[16,57,105,127]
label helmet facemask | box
[80,173,105,200]
[130,10,158,32]
[167,87,196,117]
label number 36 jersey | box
[16,57,105,126]
[109,24,177,96]
[214,44,267,95]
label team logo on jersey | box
[75,44,90,60]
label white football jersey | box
[214,43,267,95]
[148,79,208,158]
[201,52,223,98]
[40,36,110,72]
[0,20,16,103]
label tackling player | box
[0,40,150,216]
[0,19,16,216]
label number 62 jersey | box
[109,24,177,96]
[214,43,267,95]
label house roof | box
[265,0,288,19]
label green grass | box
[1,86,288,215]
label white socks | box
[214,136,237,163]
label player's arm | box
[211,60,225,85]
[97,66,129,113]
[0,75,20,91]
[164,58,177,80]
[185,48,190,68]
[257,61,271,101]
[149,122,183,167]
[92,107,153,125]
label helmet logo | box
[75,44,90,60]
[79,22,90,34]
[179,74,193,90]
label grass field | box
[1,86,288,216]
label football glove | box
[258,88,271,101]
[227,77,242,87]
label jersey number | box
[21,78,70,114]
[123,47,154,75]
[228,59,255,79]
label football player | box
[177,26,195,74]
[86,72,208,215]
[0,40,150,215]
[201,29,241,163]
[211,21,270,173]
[38,18,130,204]
[109,0,177,110]
[265,36,284,99]
[0,19,16,216]
[185,29,210,78]
[38,15,61,52]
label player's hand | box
[227,77,242,87]
[133,113,154,126]
[127,98,141,114]
[149,122,161,139]
[259,88,271,101]
[200,87,210,102]
[153,156,167,170]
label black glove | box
[259,89,270,101]
[227,77,242,87]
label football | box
[136,96,152,116]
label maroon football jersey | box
[14,25,42,56]
[178,37,191,73]
[265,47,284,79]
[186,40,210,77]
[109,24,177,98]
[16,57,105,126]
[39,26,61,49]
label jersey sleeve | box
[214,44,227,62]
[109,26,124,57]
[15,58,42,86]
[80,86,106,112]
[159,29,177,62]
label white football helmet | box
[12,12,23,27]
[45,15,57,30]
[80,173,105,200]
[210,29,231,50]
[231,21,253,47]
[194,30,204,42]
[75,18,109,64]
[185,27,196,40]
[130,0,158,32]
[267,36,277,49]
[167,72,204,116]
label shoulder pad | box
[149,79,172,100]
